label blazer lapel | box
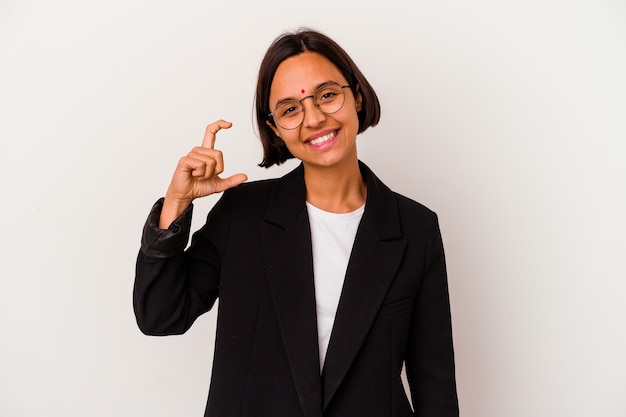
[260,165,323,417]
[321,162,407,410]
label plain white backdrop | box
[1,1,625,416]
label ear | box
[355,84,363,112]
[266,120,282,139]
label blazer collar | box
[320,162,406,409]
[262,161,402,240]
[260,161,406,414]
[260,164,321,417]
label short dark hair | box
[255,28,381,168]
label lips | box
[306,130,337,146]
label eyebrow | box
[273,80,341,107]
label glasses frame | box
[268,83,351,130]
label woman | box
[134,28,459,417]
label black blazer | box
[134,161,458,417]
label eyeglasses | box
[268,82,350,130]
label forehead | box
[269,52,345,101]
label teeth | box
[309,131,336,146]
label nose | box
[301,97,326,128]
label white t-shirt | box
[306,202,365,371]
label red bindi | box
[301,89,305,94]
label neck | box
[303,159,366,213]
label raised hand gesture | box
[160,120,247,229]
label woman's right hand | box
[159,120,248,229]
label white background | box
[1,1,625,416]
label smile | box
[307,130,337,146]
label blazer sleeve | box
[133,194,232,336]
[405,213,459,416]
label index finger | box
[202,119,233,149]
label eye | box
[316,86,342,103]
[276,101,301,118]
[320,92,336,101]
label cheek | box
[343,109,361,132]
[282,132,302,147]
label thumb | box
[216,173,248,192]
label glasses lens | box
[273,100,303,130]
[271,83,348,130]
[315,84,346,114]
